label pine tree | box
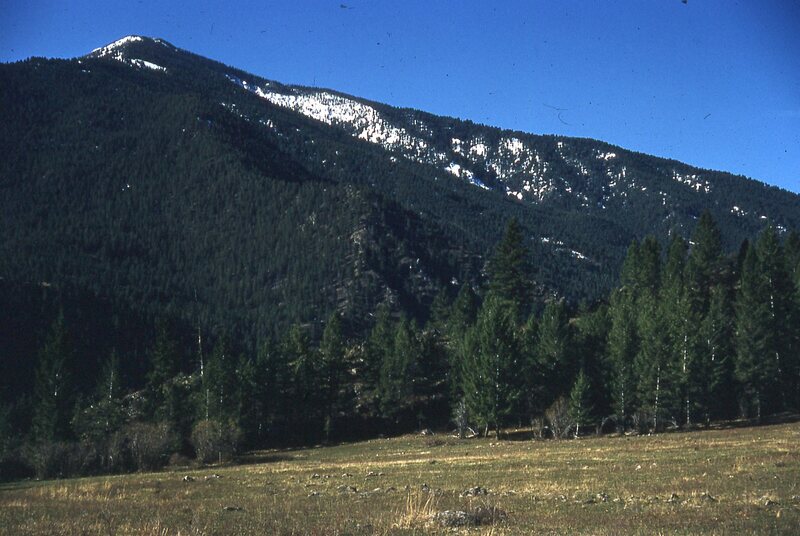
[635,292,677,431]
[487,218,533,314]
[573,304,612,420]
[461,295,521,438]
[536,300,573,407]
[446,284,479,407]
[703,282,737,420]
[568,368,593,438]
[147,320,181,421]
[284,324,322,441]
[683,214,724,423]
[734,243,774,420]
[320,313,346,441]
[754,225,794,411]
[378,317,419,422]
[203,335,237,423]
[365,303,394,396]
[32,314,74,442]
[606,266,639,428]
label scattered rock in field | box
[474,505,509,524]
[596,492,610,503]
[420,428,434,436]
[311,473,321,479]
[700,492,717,503]
[385,486,396,493]
[635,464,642,471]
[433,510,474,527]
[667,493,680,503]
[774,461,786,467]
[205,474,222,480]
[581,497,596,505]
[366,471,384,477]
[337,485,358,493]
[421,483,430,493]
[341,473,352,478]
[761,496,778,507]
[308,490,320,497]
[428,460,437,464]
[432,506,507,527]
[461,486,489,497]
[182,475,196,482]
[223,506,242,511]
[791,495,800,503]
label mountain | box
[1,35,799,343]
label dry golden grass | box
[1,422,799,534]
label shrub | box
[545,396,571,439]
[191,419,241,464]
[23,441,85,479]
[123,422,177,471]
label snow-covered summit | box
[88,35,169,73]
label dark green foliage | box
[461,295,521,437]
[568,369,593,437]
[487,218,534,314]
[1,41,799,478]
[32,315,74,443]
[536,300,573,408]
[319,313,347,440]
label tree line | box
[2,213,799,480]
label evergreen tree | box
[320,313,346,441]
[486,218,533,314]
[252,336,287,444]
[703,282,737,420]
[734,243,774,420]
[568,368,593,438]
[32,314,74,442]
[234,354,259,447]
[445,284,479,407]
[635,292,677,431]
[607,242,640,429]
[461,295,521,438]
[754,225,794,411]
[203,335,237,423]
[284,324,322,441]
[573,304,612,420]
[536,300,573,407]
[365,303,394,398]
[378,317,419,422]
[146,320,181,421]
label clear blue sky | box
[3,0,799,193]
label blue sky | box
[3,0,799,193]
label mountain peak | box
[89,35,174,58]
[87,35,173,72]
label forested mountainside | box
[2,36,798,344]
[1,36,799,480]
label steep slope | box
[1,36,798,343]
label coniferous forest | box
[2,213,799,481]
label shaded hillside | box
[1,36,798,342]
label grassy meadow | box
[1,422,798,535]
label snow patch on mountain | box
[91,36,143,56]
[672,170,711,193]
[129,59,167,72]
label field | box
[1,422,799,535]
